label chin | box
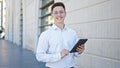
[57,22,62,24]
[56,20,64,23]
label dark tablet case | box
[70,39,88,53]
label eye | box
[52,11,65,14]
[53,11,58,14]
[59,11,64,14]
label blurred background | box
[0,0,120,68]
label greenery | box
[0,27,3,33]
[0,30,2,33]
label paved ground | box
[0,39,46,68]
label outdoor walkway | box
[0,39,46,68]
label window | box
[39,0,54,34]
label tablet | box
[70,39,88,53]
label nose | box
[57,13,61,16]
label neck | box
[55,22,65,30]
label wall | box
[5,0,39,53]
[1,0,6,29]
[22,0,39,52]
[56,0,120,68]
[5,0,21,45]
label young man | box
[36,2,85,68]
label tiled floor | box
[0,39,46,68]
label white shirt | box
[36,24,79,68]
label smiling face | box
[51,6,66,24]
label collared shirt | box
[36,24,79,68]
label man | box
[36,2,85,68]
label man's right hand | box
[61,49,69,58]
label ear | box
[65,11,66,17]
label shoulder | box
[67,27,77,35]
[39,27,52,38]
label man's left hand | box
[76,45,85,54]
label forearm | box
[36,52,61,62]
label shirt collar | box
[52,24,67,30]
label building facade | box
[5,0,120,68]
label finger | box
[77,46,83,49]
[78,45,83,48]
[65,50,69,55]
[76,47,82,51]
[81,44,84,46]
[77,47,85,51]
[79,45,85,47]
[80,46,85,49]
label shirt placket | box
[62,30,69,50]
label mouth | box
[56,17,63,20]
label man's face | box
[51,6,66,24]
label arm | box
[36,33,61,62]
[73,32,85,57]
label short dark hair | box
[51,2,66,12]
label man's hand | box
[76,45,85,54]
[61,49,69,58]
